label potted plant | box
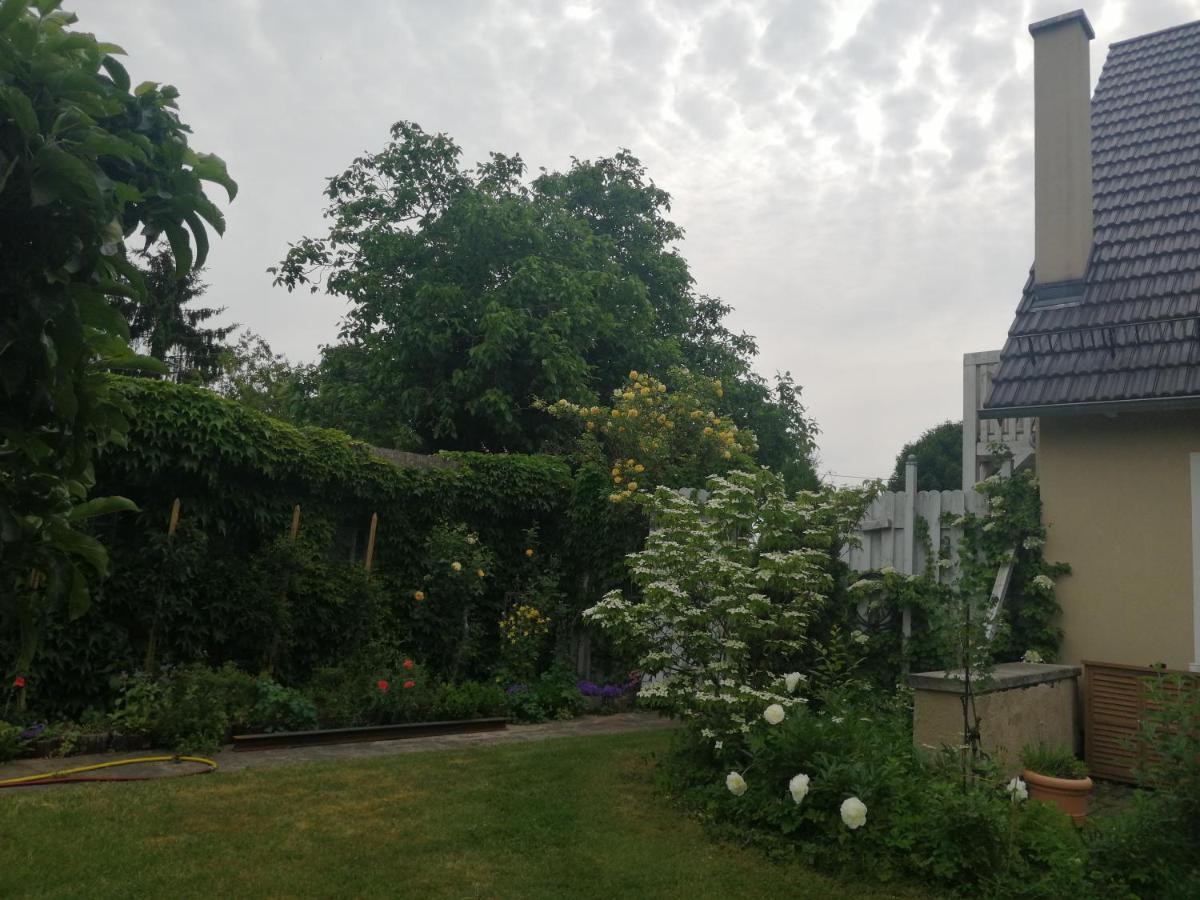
[1021,743,1093,820]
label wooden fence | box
[842,458,989,583]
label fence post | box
[902,456,918,666]
[364,512,378,574]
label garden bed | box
[231,717,507,751]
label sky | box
[82,0,1200,483]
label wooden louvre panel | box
[1084,660,1197,784]
[1085,661,1143,782]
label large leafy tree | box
[273,121,817,480]
[887,420,963,492]
[0,0,235,690]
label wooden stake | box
[167,497,181,538]
[289,504,301,541]
[364,512,379,574]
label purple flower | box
[601,684,622,699]
[19,723,45,741]
[505,683,528,695]
[577,680,600,697]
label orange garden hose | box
[0,754,217,788]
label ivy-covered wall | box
[2,377,638,714]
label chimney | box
[1029,9,1094,287]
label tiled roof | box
[984,20,1200,414]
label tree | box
[211,329,309,419]
[273,122,818,480]
[120,249,234,383]
[886,420,963,492]
[0,1,235,693]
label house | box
[977,11,1200,675]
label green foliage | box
[0,376,637,713]
[0,720,28,761]
[1020,744,1088,780]
[886,421,962,492]
[503,665,587,723]
[270,122,818,487]
[118,249,234,383]
[0,1,234,685]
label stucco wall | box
[1039,411,1200,670]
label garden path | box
[0,711,675,785]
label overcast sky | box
[83,0,1200,483]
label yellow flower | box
[634,464,645,473]
[611,409,621,418]
[626,458,635,466]
[626,481,637,491]
[451,561,462,572]
[525,548,534,557]
[586,421,594,431]
[627,409,639,418]
[611,467,621,476]
[690,410,703,420]
[640,387,650,396]
[629,370,639,379]
[703,426,714,435]
[722,450,732,459]
[657,383,666,393]
[613,475,623,484]
[477,569,486,578]
[413,590,425,601]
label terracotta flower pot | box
[1023,768,1093,821]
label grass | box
[0,730,932,899]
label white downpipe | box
[1189,454,1200,672]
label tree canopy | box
[0,0,234,685]
[886,420,963,492]
[273,122,817,488]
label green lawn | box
[0,730,931,899]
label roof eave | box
[980,394,1200,419]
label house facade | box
[980,12,1200,674]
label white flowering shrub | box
[584,468,866,734]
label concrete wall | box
[1039,412,1200,671]
[912,665,1080,774]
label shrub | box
[586,469,868,734]
[432,682,507,720]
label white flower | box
[726,771,747,796]
[831,716,844,724]
[763,704,786,725]
[714,740,723,750]
[937,558,953,570]
[700,728,715,739]
[983,522,995,532]
[788,773,810,804]
[852,630,869,646]
[1021,649,1044,664]
[1032,574,1054,590]
[880,565,896,575]
[1007,777,1028,801]
[849,579,875,592]
[840,796,868,829]
[1022,536,1044,550]
[784,672,802,694]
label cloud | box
[80,0,1200,482]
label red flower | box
[12,676,25,689]
[403,659,414,670]
[403,680,415,689]
[376,679,389,692]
